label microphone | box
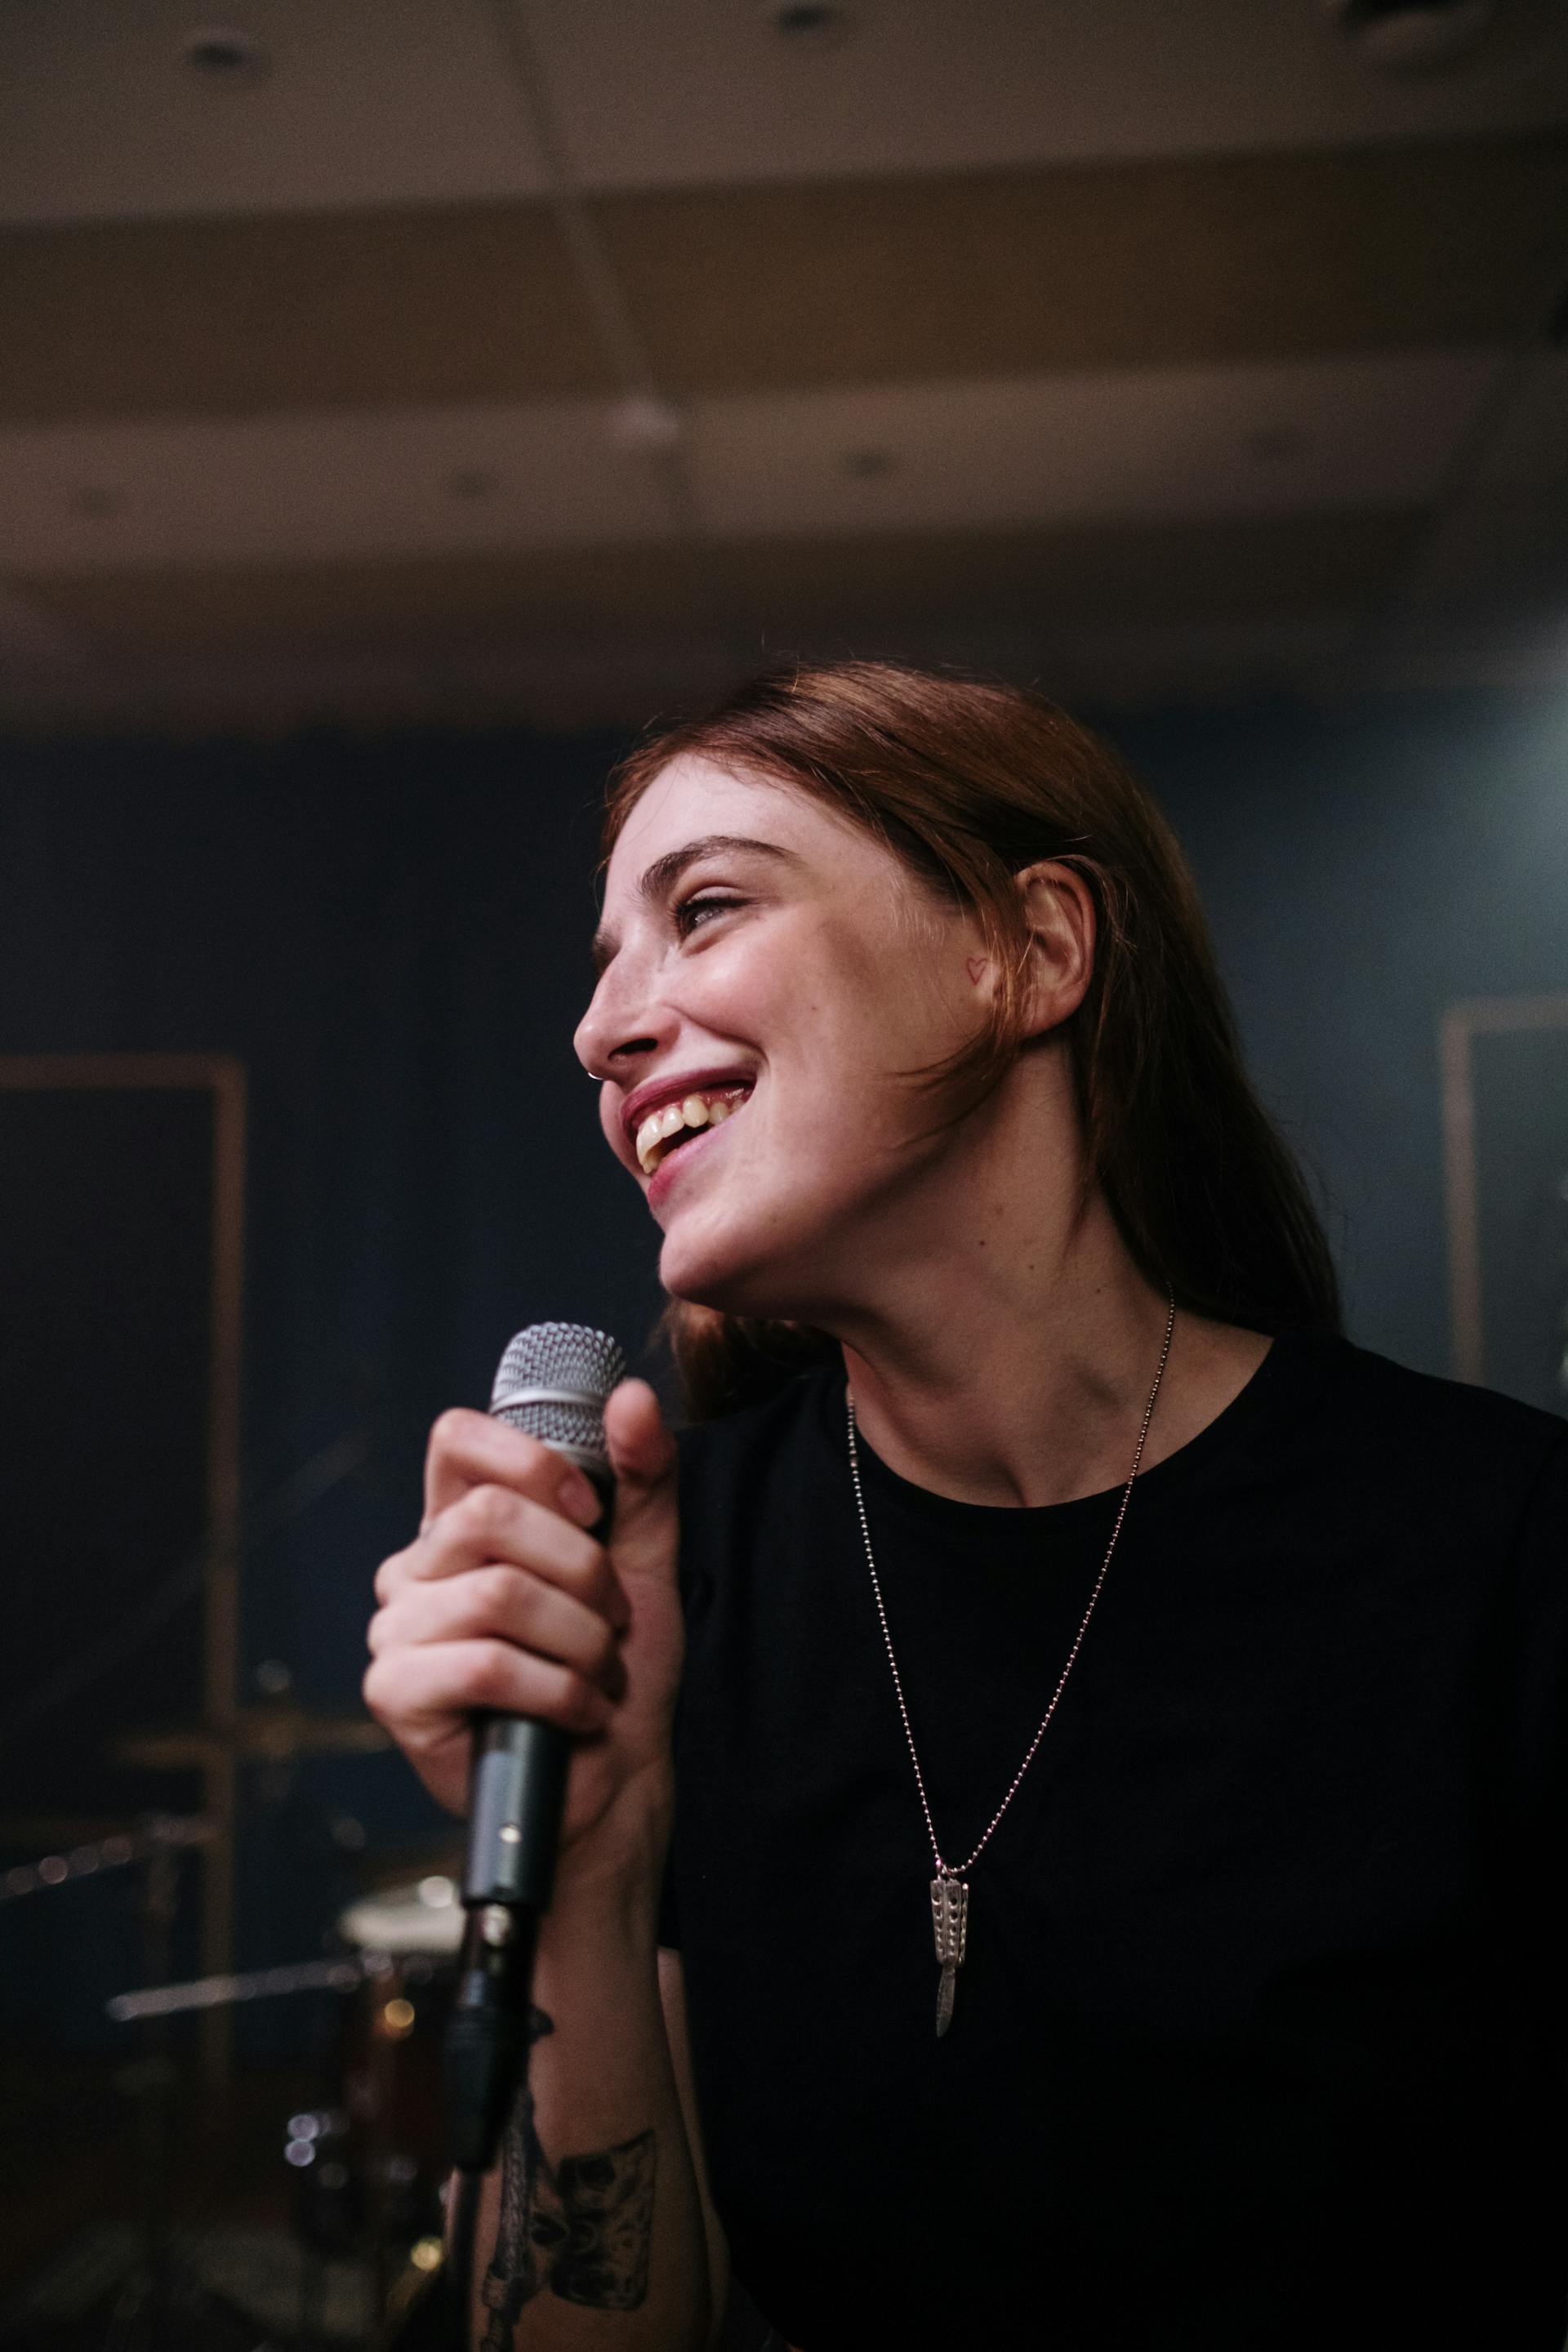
[444,1321,626,2176]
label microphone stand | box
[2,1816,217,2343]
[132,1828,180,2313]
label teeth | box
[632,1087,745,1175]
[635,1113,664,1171]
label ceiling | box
[1,0,1566,733]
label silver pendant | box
[929,1872,969,2037]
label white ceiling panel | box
[687,353,1504,537]
[532,0,1568,192]
[0,0,544,227]
[0,352,1498,581]
[4,0,1568,228]
[0,402,676,573]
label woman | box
[365,662,1568,2350]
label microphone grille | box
[489,1322,626,1464]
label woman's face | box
[573,754,991,1319]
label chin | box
[657,1214,829,1328]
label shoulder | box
[674,1365,842,1584]
[1302,1332,1565,1463]
[675,1361,840,1494]
[1281,1330,1568,1547]
[1316,1345,1561,1430]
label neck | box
[838,1214,1181,1508]
[817,1071,1268,1508]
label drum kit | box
[3,1811,471,2351]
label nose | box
[572,950,671,1081]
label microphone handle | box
[446,1451,612,2176]
[462,1715,570,1911]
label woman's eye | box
[674,893,742,936]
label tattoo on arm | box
[481,2007,657,2345]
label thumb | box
[604,1378,679,1584]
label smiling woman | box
[367,661,1568,2352]
[589,662,1339,1416]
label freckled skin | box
[574,755,1244,1512]
[574,756,993,1328]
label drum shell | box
[295,1876,465,2261]
[344,1951,454,2248]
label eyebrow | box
[590,833,804,974]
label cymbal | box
[339,1874,465,1957]
[114,1705,391,1770]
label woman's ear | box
[1015,862,1095,1038]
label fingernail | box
[560,1472,601,1527]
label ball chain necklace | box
[845,1294,1177,2038]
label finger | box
[413,1483,629,1629]
[374,1544,420,1607]
[363,1638,614,1744]
[604,1379,679,1589]
[368,1567,626,1699]
[422,1407,601,1531]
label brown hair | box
[604,659,1340,1417]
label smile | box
[634,1085,751,1176]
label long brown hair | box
[603,660,1340,1417]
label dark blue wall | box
[2,691,1564,2042]
[1116,693,1568,1378]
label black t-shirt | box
[665,1334,1568,2350]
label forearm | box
[468,1846,712,2351]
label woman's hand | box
[363,1380,683,1880]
